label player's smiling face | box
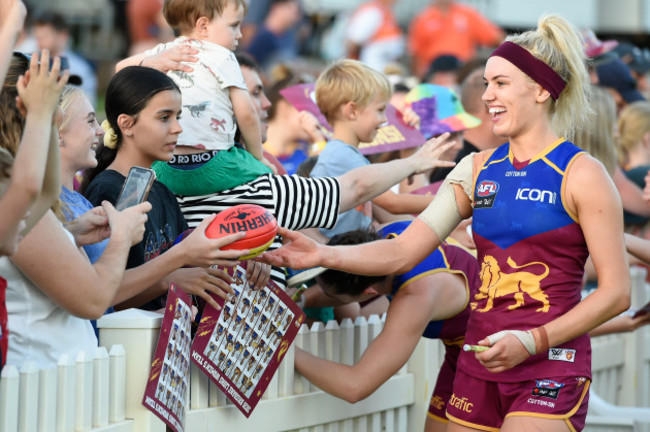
[483,56,545,140]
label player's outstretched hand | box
[258,227,322,270]
[181,214,248,267]
[169,267,234,310]
[410,132,457,174]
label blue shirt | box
[311,140,372,237]
[60,186,112,335]
[60,186,109,263]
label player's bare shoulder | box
[565,151,619,214]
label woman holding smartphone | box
[80,66,251,312]
[57,87,243,335]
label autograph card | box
[190,263,305,417]
[142,283,192,432]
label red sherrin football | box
[205,204,278,259]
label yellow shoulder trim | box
[529,137,566,165]
[561,152,586,223]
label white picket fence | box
[586,266,650,432]
[0,346,131,432]
[1,267,649,432]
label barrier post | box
[98,308,165,432]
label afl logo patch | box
[477,181,499,197]
[475,180,499,209]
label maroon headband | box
[490,41,566,100]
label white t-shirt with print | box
[146,37,248,151]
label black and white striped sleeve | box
[269,174,341,231]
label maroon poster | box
[280,83,426,155]
[190,263,305,417]
[142,283,192,432]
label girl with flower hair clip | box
[79,66,254,313]
[57,81,246,315]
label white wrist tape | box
[486,329,536,355]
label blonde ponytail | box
[508,14,592,141]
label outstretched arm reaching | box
[296,272,467,402]
[336,133,456,213]
[262,218,441,276]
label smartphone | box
[115,167,155,211]
[12,51,69,71]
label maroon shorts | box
[446,369,590,431]
[427,344,460,423]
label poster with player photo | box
[142,283,192,432]
[190,262,305,417]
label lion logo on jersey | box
[473,255,550,313]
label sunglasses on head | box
[13,51,69,71]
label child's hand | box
[16,50,68,118]
[410,132,457,174]
[298,111,326,143]
[169,267,235,311]
[401,107,421,129]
